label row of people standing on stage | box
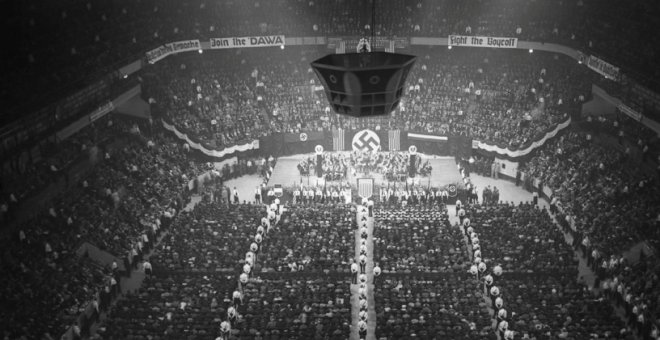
[379,186,451,206]
[349,151,408,177]
[297,153,349,180]
[292,185,350,204]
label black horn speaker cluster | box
[311,52,417,118]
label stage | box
[268,153,463,190]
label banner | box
[332,128,345,151]
[448,35,517,49]
[388,130,401,151]
[161,120,258,158]
[209,35,285,49]
[146,39,201,64]
[617,103,642,121]
[283,131,324,143]
[89,102,114,123]
[586,55,619,81]
[408,132,448,141]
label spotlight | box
[448,45,452,50]
[280,45,285,50]
[198,49,203,54]
[528,49,533,53]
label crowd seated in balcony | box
[6,0,659,123]
[145,46,588,153]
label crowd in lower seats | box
[373,208,493,339]
[101,198,356,339]
[0,119,207,339]
[464,202,632,340]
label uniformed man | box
[358,319,368,340]
[315,187,323,203]
[232,289,243,307]
[359,254,367,273]
[351,260,359,284]
[293,187,300,204]
[254,186,262,204]
[232,187,239,204]
[265,188,275,204]
[373,263,381,284]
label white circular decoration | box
[315,145,324,154]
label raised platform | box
[269,153,462,189]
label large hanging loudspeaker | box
[311,52,417,117]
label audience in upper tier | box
[5,0,660,116]
[145,46,589,151]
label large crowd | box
[3,1,660,339]
[463,202,633,340]
[0,117,206,339]
[101,200,356,340]
[144,45,589,154]
[521,128,660,255]
[5,0,660,121]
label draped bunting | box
[161,116,570,161]
[473,116,572,159]
[161,119,258,158]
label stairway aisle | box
[349,206,377,340]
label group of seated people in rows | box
[0,117,211,339]
[464,202,635,340]
[372,207,492,339]
[7,0,660,119]
[101,198,358,339]
[145,45,590,154]
[521,128,660,255]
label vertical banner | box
[332,128,345,151]
[388,130,401,151]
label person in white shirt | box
[351,260,359,284]
[232,187,239,204]
[254,186,261,204]
[143,260,152,276]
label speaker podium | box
[311,52,417,117]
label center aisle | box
[350,205,376,340]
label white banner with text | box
[448,35,517,48]
[210,35,286,49]
[146,40,201,64]
[586,55,620,81]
